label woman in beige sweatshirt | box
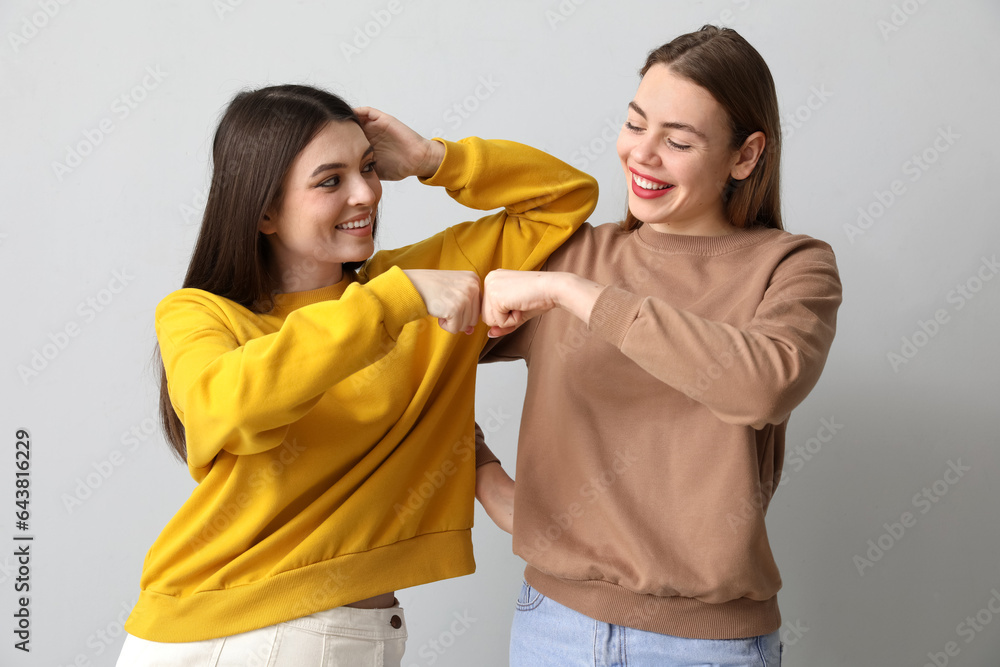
[475,25,841,666]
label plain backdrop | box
[2,1,999,665]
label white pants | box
[116,602,407,666]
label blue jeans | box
[510,581,781,667]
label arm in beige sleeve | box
[587,244,843,427]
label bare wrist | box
[553,272,604,324]
[417,139,446,179]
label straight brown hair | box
[622,25,783,232]
[156,85,375,462]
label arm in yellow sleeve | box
[361,137,598,279]
[155,266,427,475]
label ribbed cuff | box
[475,422,501,468]
[364,266,428,339]
[587,286,644,349]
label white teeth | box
[632,174,671,190]
[336,215,371,230]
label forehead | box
[290,120,369,173]
[633,64,729,135]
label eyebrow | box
[310,145,375,177]
[628,101,707,140]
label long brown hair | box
[622,25,783,232]
[157,84,375,462]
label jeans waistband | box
[282,600,407,639]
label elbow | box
[715,374,811,428]
[732,345,823,427]
[743,395,793,429]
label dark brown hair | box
[157,84,375,461]
[622,25,783,232]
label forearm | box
[160,268,427,467]
[587,282,840,427]
[476,461,514,535]
[363,139,598,279]
[551,272,605,324]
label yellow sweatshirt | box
[124,137,597,641]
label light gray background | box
[2,1,999,665]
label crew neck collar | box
[634,223,778,255]
[271,275,352,312]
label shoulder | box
[546,222,630,269]
[749,228,842,300]
[751,227,839,269]
[154,288,252,339]
[759,226,835,253]
[156,288,231,317]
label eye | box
[319,175,340,187]
[362,160,378,174]
[667,139,691,151]
[624,121,644,133]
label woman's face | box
[261,120,381,291]
[617,64,742,235]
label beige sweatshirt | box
[477,221,842,640]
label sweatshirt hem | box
[126,529,474,642]
[525,566,782,640]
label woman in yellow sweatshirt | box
[116,84,597,665]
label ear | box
[730,131,766,181]
[259,211,276,235]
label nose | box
[348,174,379,207]
[629,131,661,167]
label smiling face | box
[617,64,746,236]
[260,120,381,292]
